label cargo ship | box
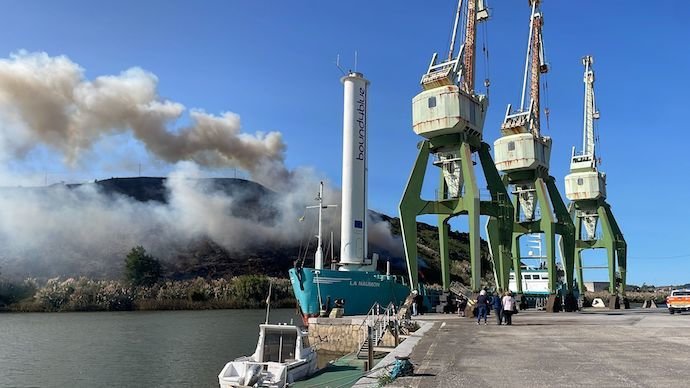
[288,72,410,318]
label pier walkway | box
[355,308,690,387]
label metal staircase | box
[356,302,397,359]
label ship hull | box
[289,268,410,316]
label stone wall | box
[308,317,365,353]
[307,317,399,353]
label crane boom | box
[419,0,488,92]
[462,0,477,94]
[498,1,550,140]
[519,0,537,112]
[528,10,542,136]
[448,0,464,61]
[582,55,598,160]
[526,1,547,138]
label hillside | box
[0,177,491,284]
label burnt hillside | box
[0,177,490,284]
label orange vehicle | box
[666,289,690,314]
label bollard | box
[545,294,562,313]
[394,320,400,346]
[608,295,620,310]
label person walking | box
[492,291,503,325]
[502,291,516,325]
[476,290,489,325]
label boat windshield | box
[262,328,297,363]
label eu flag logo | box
[354,220,363,229]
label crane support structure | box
[565,56,627,309]
[400,0,514,294]
[492,0,577,312]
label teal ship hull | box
[289,267,410,316]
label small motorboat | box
[218,323,318,388]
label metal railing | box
[356,302,398,358]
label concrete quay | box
[355,308,690,388]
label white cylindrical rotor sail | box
[339,72,369,269]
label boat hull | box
[289,267,410,316]
[218,323,318,388]
[218,358,316,388]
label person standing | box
[492,292,503,325]
[457,296,467,317]
[502,291,516,325]
[476,290,489,325]
[411,290,419,316]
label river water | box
[0,308,302,387]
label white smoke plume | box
[0,51,287,187]
[0,52,405,278]
[0,163,403,277]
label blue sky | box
[0,0,688,285]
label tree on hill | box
[124,246,162,286]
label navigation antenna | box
[335,54,346,75]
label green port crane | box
[399,0,514,294]
[564,55,627,309]
[491,0,577,312]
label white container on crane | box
[493,3,551,174]
[565,171,606,201]
[411,0,488,140]
[412,84,486,138]
[494,132,552,172]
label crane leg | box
[399,141,431,291]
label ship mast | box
[306,182,336,270]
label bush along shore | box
[584,290,670,305]
[0,275,295,312]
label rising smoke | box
[0,52,403,278]
[0,51,287,187]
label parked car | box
[666,289,690,314]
